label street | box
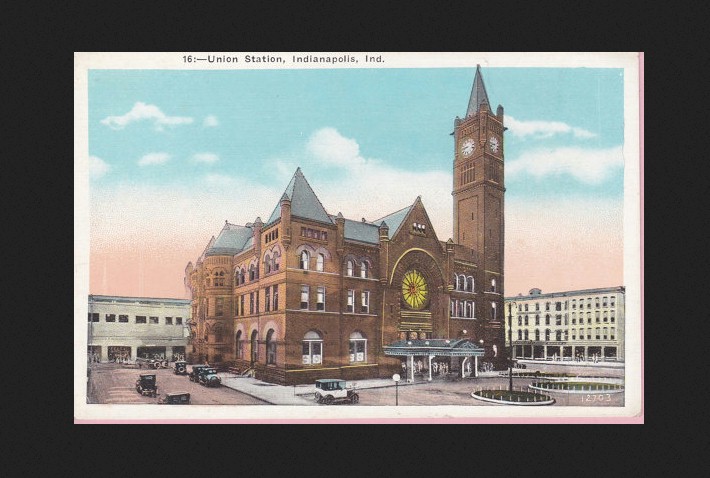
[86,363,268,405]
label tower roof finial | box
[466,64,490,117]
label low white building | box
[504,286,625,362]
[87,295,191,363]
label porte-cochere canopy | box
[383,338,484,357]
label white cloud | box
[203,174,234,185]
[306,127,369,168]
[506,115,596,139]
[100,102,193,130]
[192,153,220,164]
[89,155,110,179]
[203,115,219,127]
[506,146,623,184]
[138,152,171,166]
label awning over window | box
[383,339,484,357]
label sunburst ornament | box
[402,269,428,310]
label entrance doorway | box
[108,346,131,363]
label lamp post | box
[507,301,516,392]
[392,373,400,406]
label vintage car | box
[158,392,191,405]
[135,373,158,397]
[314,379,359,404]
[197,367,222,387]
[188,365,211,382]
[173,360,188,375]
[136,357,169,369]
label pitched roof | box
[466,64,491,117]
[342,217,379,244]
[266,167,333,226]
[205,222,253,257]
[373,203,414,239]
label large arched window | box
[349,331,367,363]
[235,330,243,359]
[264,254,271,274]
[266,329,276,365]
[360,261,369,278]
[273,250,280,271]
[250,330,258,363]
[300,250,310,270]
[316,253,325,272]
[302,330,322,365]
[467,276,474,292]
[346,260,354,276]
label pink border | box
[76,55,645,425]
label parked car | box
[197,367,221,387]
[158,392,191,405]
[173,360,188,375]
[314,379,359,404]
[188,365,211,382]
[137,357,169,369]
[135,373,158,397]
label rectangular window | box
[572,300,576,309]
[321,232,327,241]
[216,298,224,316]
[535,315,540,326]
[595,311,600,322]
[556,302,562,311]
[88,313,99,322]
[240,296,245,316]
[361,291,370,313]
[545,302,550,311]
[316,286,325,311]
[524,316,529,326]
[611,311,615,323]
[119,314,128,323]
[256,291,259,313]
[105,314,116,323]
[595,327,601,340]
[611,297,616,307]
[347,290,354,313]
[603,327,608,340]
[165,316,173,325]
[250,293,255,314]
[176,317,182,325]
[301,285,309,309]
[587,298,592,308]
[556,315,562,326]
[265,287,271,312]
[149,316,159,324]
[273,285,279,311]
[524,304,529,311]
[595,297,600,308]
[603,296,608,307]
[610,327,616,340]
[136,316,147,324]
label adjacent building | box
[185,66,507,384]
[504,286,625,362]
[87,294,191,363]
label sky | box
[83,55,633,299]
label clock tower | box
[452,65,505,323]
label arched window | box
[535,329,540,341]
[273,250,280,271]
[264,254,271,274]
[300,250,310,270]
[347,260,354,276]
[465,301,473,318]
[239,268,245,285]
[360,261,369,278]
[467,276,474,292]
[250,330,259,363]
[316,253,325,272]
[235,330,243,359]
[491,302,497,320]
[266,329,276,365]
[518,330,522,340]
[249,264,256,281]
[302,331,322,365]
[545,329,551,341]
[460,275,467,291]
[555,330,562,341]
[349,331,367,363]
[491,278,496,292]
[524,329,529,340]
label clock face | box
[402,269,428,310]
[461,138,475,157]
[489,136,499,153]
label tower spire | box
[466,64,490,117]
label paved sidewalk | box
[217,374,431,405]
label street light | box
[392,373,401,406]
[507,301,517,393]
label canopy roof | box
[383,338,484,357]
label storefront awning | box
[383,338,484,357]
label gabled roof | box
[266,167,333,226]
[205,222,253,257]
[466,64,491,117]
[373,203,413,240]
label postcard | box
[74,52,642,423]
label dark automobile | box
[158,392,191,405]
[197,367,222,387]
[188,365,211,382]
[173,360,188,375]
[135,373,158,397]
